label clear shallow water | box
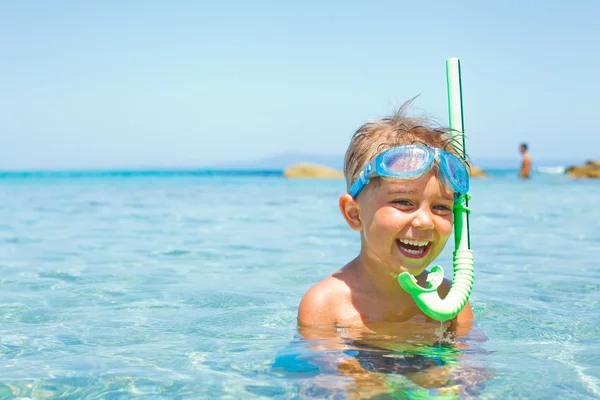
[0,171,599,399]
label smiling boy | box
[298,100,473,328]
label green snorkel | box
[397,58,475,322]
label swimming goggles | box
[349,145,470,198]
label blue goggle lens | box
[442,153,469,193]
[382,147,430,174]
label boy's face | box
[355,171,454,276]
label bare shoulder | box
[298,274,349,326]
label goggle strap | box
[349,169,368,198]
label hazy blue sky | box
[1,0,598,170]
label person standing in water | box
[519,142,531,179]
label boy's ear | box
[339,194,362,231]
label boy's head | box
[339,98,468,276]
[343,98,467,196]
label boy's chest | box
[334,299,451,341]
[334,295,421,325]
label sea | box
[1,167,599,399]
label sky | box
[1,0,599,170]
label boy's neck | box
[351,251,415,300]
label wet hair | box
[343,96,468,193]
[520,143,528,151]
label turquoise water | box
[1,171,599,399]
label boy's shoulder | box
[297,271,350,326]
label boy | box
[298,101,473,329]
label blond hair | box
[343,97,468,192]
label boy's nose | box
[412,207,434,230]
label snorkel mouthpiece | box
[397,58,475,322]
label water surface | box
[0,171,599,398]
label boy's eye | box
[392,199,413,207]
[433,204,453,214]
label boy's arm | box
[452,302,474,336]
[298,283,336,326]
[437,278,474,334]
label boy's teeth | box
[403,248,424,255]
[399,239,429,247]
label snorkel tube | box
[397,58,475,322]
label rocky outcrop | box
[565,161,600,178]
[469,165,487,177]
[283,163,344,179]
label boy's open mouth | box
[396,239,432,259]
